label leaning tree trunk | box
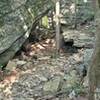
[88,0,100,100]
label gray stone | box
[68,90,76,99]
[62,29,95,47]
[16,61,33,70]
[0,0,53,65]
[83,76,88,87]
[43,76,61,93]
[52,98,59,100]
[62,70,79,89]
[0,91,4,100]
[16,60,27,66]
[83,49,93,64]
[36,75,48,82]
[6,60,17,71]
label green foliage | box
[72,83,86,95]
[0,64,3,70]
[42,16,49,28]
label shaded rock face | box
[0,0,32,65]
[0,0,52,65]
[62,29,95,48]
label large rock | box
[62,29,95,47]
[0,0,53,65]
[6,60,17,71]
[83,49,93,65]
[43,76,61,93]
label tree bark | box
[88,0,100,100]
[55,0,61,53]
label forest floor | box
[0,24,95,100]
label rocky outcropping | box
[62,28,95,47]
[0,0,52,65]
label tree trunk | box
[88,0,100,100]
[55,0,61,53]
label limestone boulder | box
[0,0,53,65]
